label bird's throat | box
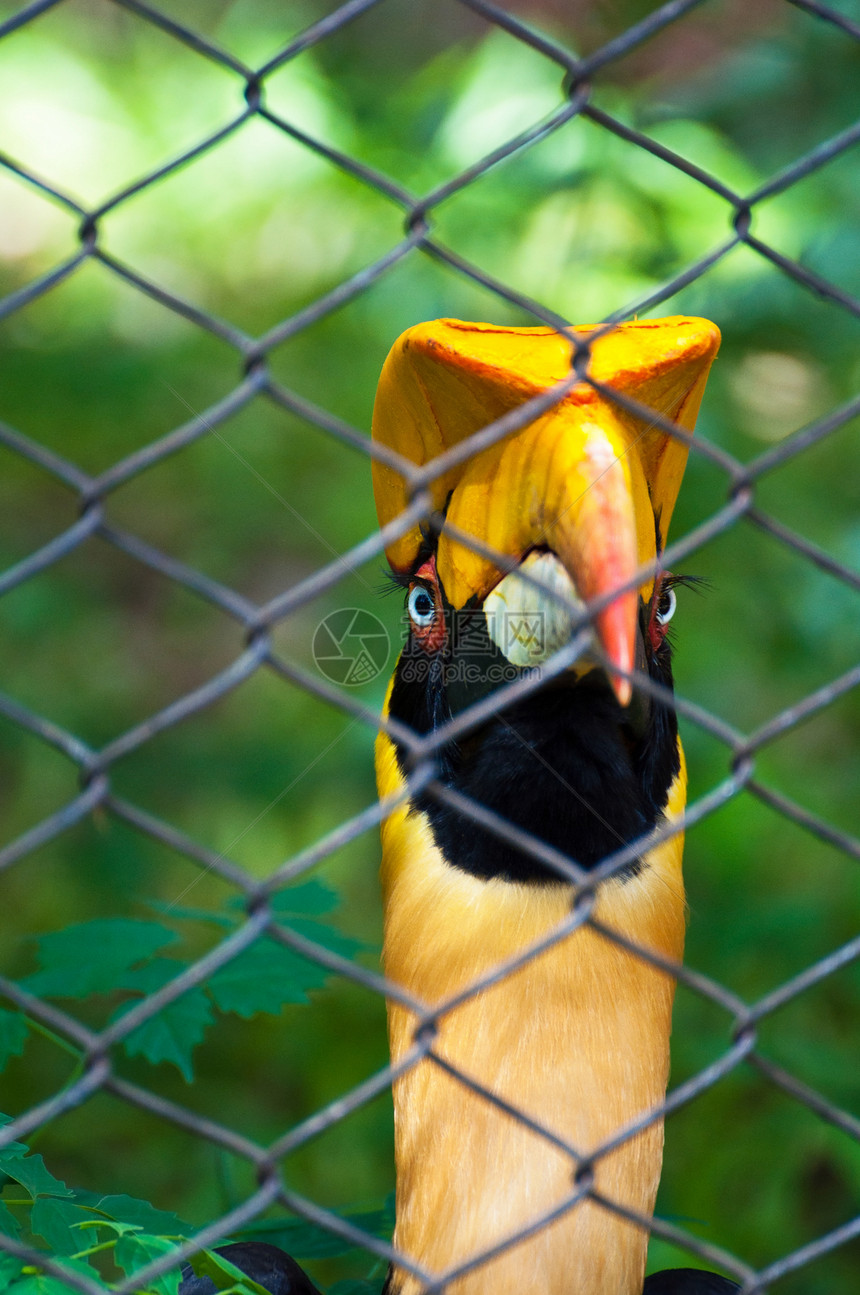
[377,733,687,1295]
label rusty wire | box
[0,1,858,1293]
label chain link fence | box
[1,1,858,1293]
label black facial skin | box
[387,554,680,886]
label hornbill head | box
[372,317,720,1295]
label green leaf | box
[112,1233,182,1295]
[0,1153,71,1201]
[100,957,214,1081]
[6,1260,104,1295]
[0,1013,28,1071]
[69,1190,193,1237]
[207,940,325,1016]
[189,1250,268,1295]
[239,1203,392,1260]
[30,1197,97,1256]
[23,921,177,998]
[209,920,364,1019]
[7,1277,79,1295]
[115,985,214,1082]
[267,880,340,918]
[215,918,362,1016]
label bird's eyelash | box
[379,538,439,597]
[378,568,411,596]
[664,572,711,595]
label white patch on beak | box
[483,551,592,667]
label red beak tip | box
[611,674,633,708]
[596,597,637,709]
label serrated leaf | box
[207,940,325,1017]
[209,920,364,1019]
[30,1197,98,1255]
[69,1190,192,1237]
[0,1013,28,1071]
[106,957,212,1082]
[23,921,177,998]
[267,880,340,918]
[113,1233,182,1295]
[115,986,213,1083]
[0,1153,71,1201]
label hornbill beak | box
[372,316,720,706]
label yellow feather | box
[377,723,687,1295]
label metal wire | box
[0,2,858,1294]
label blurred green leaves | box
[22,922,179,1000]
[1,2,859,1293]
[8,882,362,1082]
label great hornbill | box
[371,316,728,1295]
[180,317,737,1295]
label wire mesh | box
[0,1,858,1294]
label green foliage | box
[188,1249,268,1295]
[0,1015,30,1071]
[0,875,383,1289]
[0,879,385,1291]
[239,1201,394,1262]
[7,882,362,1083]
[1,3,859,1294]
[22,924,179,1001]
[0,1118,388,1295]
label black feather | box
[389,583,679,885]
[179,1242,322,1295]
[643,1268,741,1293]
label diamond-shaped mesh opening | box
[2,2,859,1294]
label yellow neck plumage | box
[377,725,687,1295]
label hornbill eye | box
[407,584,436,627]
[648,577,678,653]
[656,584,677,626]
